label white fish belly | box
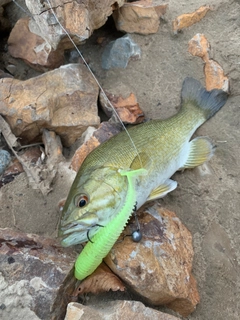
[135,140,191,208]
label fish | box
[59,77,228,249]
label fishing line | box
[12,0,32,18]
[11,0,143,169]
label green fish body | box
[59,78,228,251]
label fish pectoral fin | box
[130,152,152,171]
[183,137,215,169]
[147,179,178,201]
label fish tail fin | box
[181,77,228,120]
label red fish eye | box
[75,194,89,208]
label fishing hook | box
[86,224,104,243]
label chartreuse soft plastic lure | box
[74,168,147,280]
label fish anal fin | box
[130,152,152,170]
[183,137,215,169]
[147,179,177,201]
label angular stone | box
[25,0,125,50]
[188,34,229,92]
[204,59,229,92]
[64,300,181,320]
[172,5,211,33]
[0,228,78,320]
[8,17,64,70]
[104,204,200,316]
[188,33,210,61]
[100,91,145,124]
[71,122,122,172]
[101,34,141,69]
[0,150,11,175]
[113,0,168,34]
[0,69,13,79]
[0,63,100,147]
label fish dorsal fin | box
[182,137,214,169]
[130,152,152,171]
[147,179,177,201]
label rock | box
[64,300,181,320]
[8,17,64,70]
[24,0,125,50]
[188,34,229,92]
[0,1,11,33]
[71,122,122,172]
[204,60,229,92]
[101,34,141,70]
[188,33,210,61]
[8,1,126,69]
[0,69,13,79]
[0,63,100,147]
[0,228,78,320]
[0,150,11,175]
[172,5,211,33]
[104,204,200,317]
[0,147,42,188]
[100,90,145,124]
[113,0,168,34]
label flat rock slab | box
[0,228,78,320]
[113,1,168,34]
[0,63,100,146]
[64,300,181,320]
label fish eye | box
[75,194,89,208]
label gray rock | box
[102,35,141,70]
[0,150,11,175]
[64,300,181,320]
[0,228,78,320]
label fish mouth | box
[58,221,90,247]
[59,214,99,247]
[59,211,100,247]
[60,231,88,247]
[59,220,90,235]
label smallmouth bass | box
[59,77,228,251]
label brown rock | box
[64,300,181,320]
[71,121,122,172]
[0,228,78,320]
[25,0,125,50]
[113,0,168,34]
[172,5,211,33]
[8,17,64,70]
[0,63,100,147]
[204,59,229,92]
[188,33,210,61]
[100,91,145,124]
[104,204,200,316]
[188,34,229,92]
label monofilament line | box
[12,0,32,17]
[44,0,143,168]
